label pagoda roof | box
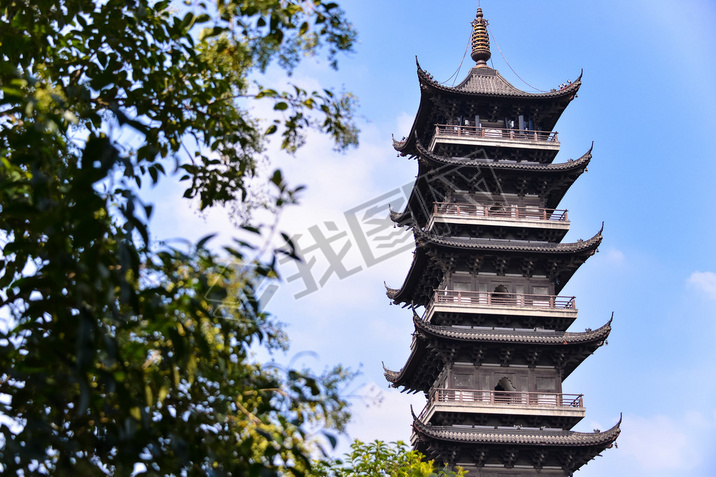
[391,144,591,227]
[413,226,601,253]
[414,141,592,171]
[394,62,581,156]
[418,63,582,100]
[383,314,612,391]
[413,312,612,345]
[412,412,620,472]
[386,226,602,305]
[412,411,621,447]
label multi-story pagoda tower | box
[383,8,620,476]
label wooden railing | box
[433,124,559,144]
[433,290,576,310]
[421,389,583,418]
[433,202,568,222]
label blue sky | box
[149,1,716,475]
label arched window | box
[494,376,516,392]
[489,201,508,218]
[492,284,510,305]
[494,376,514,404]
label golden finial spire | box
[470,7,491,67]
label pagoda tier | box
[383,313,611,393]
[394,63,581,163]
[390,144,592,235]
[412,413,621,476]
[386,227,602,308]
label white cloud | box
[343,382,424,445]
[602,247,625,267]
[396,112,415,139]
[687,271,716,299]
[585,246,625,273]
[618,413,704,471]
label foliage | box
[312,440,466,477]
[0,0,358,475]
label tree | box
[0,0,359,475]
[312,440,466,477]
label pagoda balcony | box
[418,388,585,423]
[424,290,577,322]
[427,202,569,231]
[428,124,560,152]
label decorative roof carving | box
[382,361,401,383]
[384,281,400,300]
[392,133,407,149]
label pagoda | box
[383,8,620,476]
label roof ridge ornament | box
[470,7,492,67]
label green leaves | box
[0,0,358,475]
[254,84,358,153]
[312,440,467,477]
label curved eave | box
[418,62,582,100]
[388,171,430,226]
[385,245,429,305]
[382,361,402,383]
[413,312,612,345]
[394,129,415,155]
[416,141,592,172]
[382,344,426,391]
[382,362,402,385]
[389,204,414,227]
[393,60,429,155]
[412,412,621,447]
[384,282,400,300]
[413,226,602,254]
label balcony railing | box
[430,124,559,150]
[432,290,576,310]
[433,202,568,222]
[419,389,583,421]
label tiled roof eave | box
[417,63,582,100]
[412,312,612,345]
[416,141,592,172]
[385,243,431,306]
[382,340,428,391]
[414,227,603,254]
[413,415,621,447]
